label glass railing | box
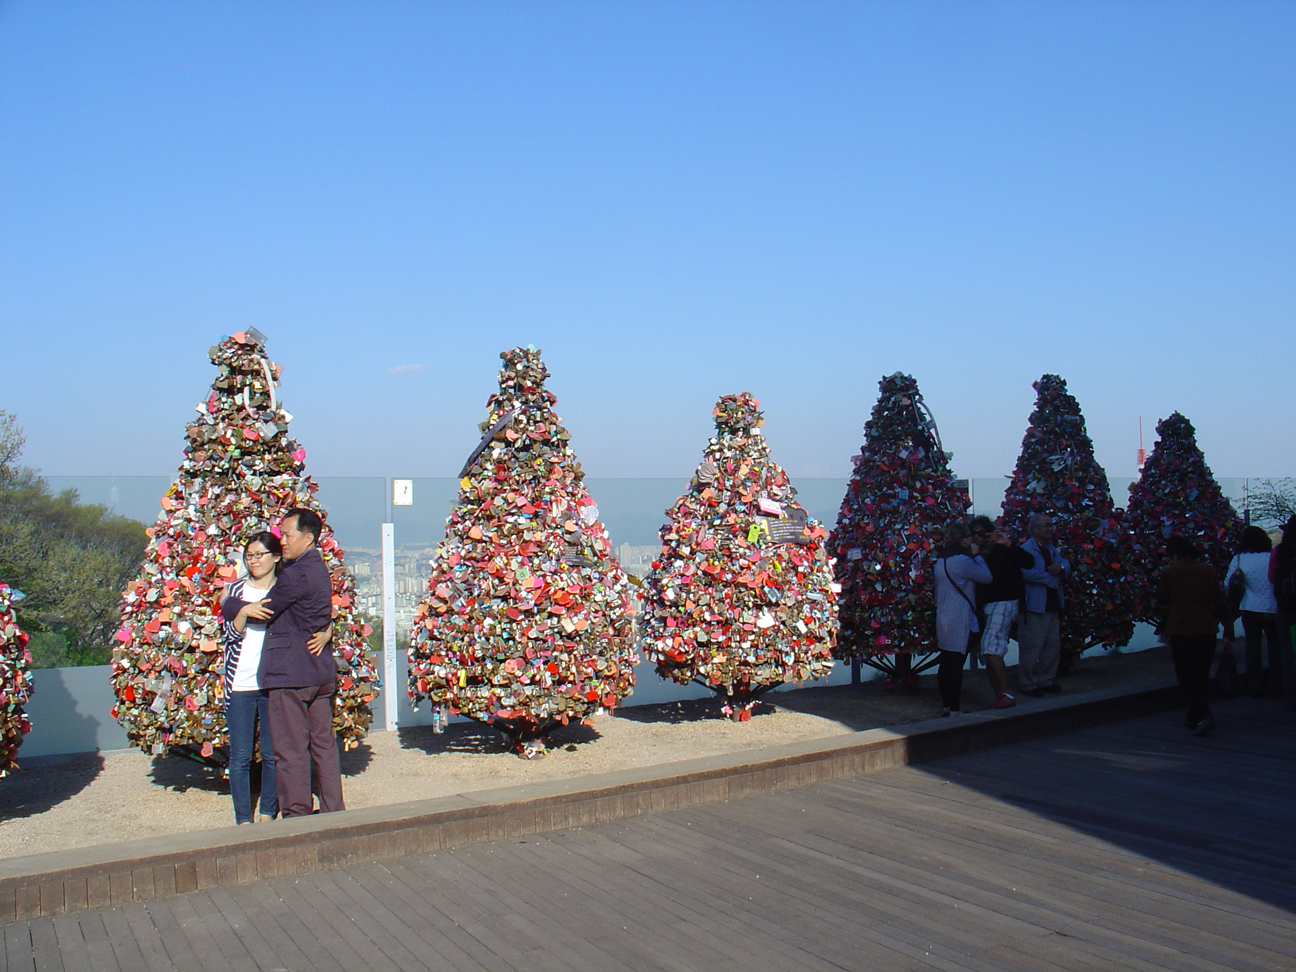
[8,471,1279,752]
[24,473,1267,672]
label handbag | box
[1226,558,1247,618]
[1212,650,1241,699]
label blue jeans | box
[228,690,277,824]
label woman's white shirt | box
[1225,552,1277,615]
[232,581,273,692]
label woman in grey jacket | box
[933,522,992,716]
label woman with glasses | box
[219,532,283,824]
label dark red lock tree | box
[1000,374,1140,658]
[640,393,838,720]
[110,331,379,763]
[407,348,637,756]
[1125,411,1242,612]
[829,374,969,686]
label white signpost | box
[381,522,398,730]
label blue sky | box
[2,1,1292,485]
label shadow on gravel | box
[340,740,374,776]
[149,754,228,794]
[614,696,778,726]
[398,718,601,757]
[0,754,104,820]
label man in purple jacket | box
[259,508,344,817]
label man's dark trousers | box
[1170,634,1215,726]
[270,681,344,816]
[259,545,344,818]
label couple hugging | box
[220,508,345,825]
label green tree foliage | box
[0,412,146,666]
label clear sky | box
[2,1,1292,486]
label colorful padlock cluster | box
[1125,411,1243,613]
[406,348,637,754]
[1000,374,1142,657]
[638,392,840,720]
[109,331,379,762]
[830,373,972,663]
[0,584,33,777]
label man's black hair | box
[283,507,322,544]
[1165,535,1200,560]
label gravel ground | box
[0,647,1174,859]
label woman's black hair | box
[1165,535,1200,560]
[969,515,995,535]
[245,531,283,558]
[941,521,971,558]
[1238,525,1272,554]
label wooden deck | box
[3,694,1293,971]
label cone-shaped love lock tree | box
[1001,374,1139,658]
[1126,412,1242,608]
[407,348,636,757]
[829,374,969,688]
[110,331,379,764]
[640,393,838,720]
[0,584,33,777]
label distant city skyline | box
[2,3,1292,481]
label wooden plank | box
[204,887,295,972]
[599,814,996,972]
[380,858,531,972]
[394,847,572,970]
[234,880,347,972]
[73,912,121,972]
[632,787,1187,972]
[285,869,420,971]
[801,765,1296,961]
[441,841,642,972]
[95,907,155,972]
[139,897,213,972]
[453,840,715,972]
[26,920,56,954]
[681,790,1260,972]
[183,892,260,972]
[348,861,527,972]
[3,923,35,972]
[802,772,1292,930]
[536,826,873,972]
[325,863,495,972]
[314,864,476,971]
[529,830,861,972]
[216,883,319,972]
[116,902,174,972]
[48,916,90,972]
[284,870,412,972]
[710,730,1296,972]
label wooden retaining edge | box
[0,676,1181,920]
